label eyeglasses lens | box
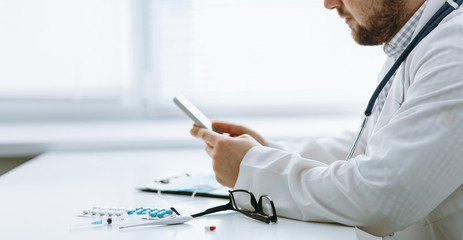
[260,196,274,216]
[232,191,256,212]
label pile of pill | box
[81,206,175,219]
[128,207,174,218]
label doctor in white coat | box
[191,0,463,239]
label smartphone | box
[173,95,213,130]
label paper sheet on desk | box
[138,174,230,199]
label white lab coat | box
[234,0,463,239]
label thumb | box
[212,120,246,136]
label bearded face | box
[336,0,410,45]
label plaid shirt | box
[374,2,428,119]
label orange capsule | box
[204,226,216,231]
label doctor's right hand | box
[191,124,261,188]
[212,120,268,147]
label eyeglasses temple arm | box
[191,202,233,218]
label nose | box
[324,0,342,9]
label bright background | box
[0,0,385,164]
[0,0,384,120]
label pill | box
[205,226,216,231]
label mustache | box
[337,7,352,19]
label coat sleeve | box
[266,129,366,165]
[234,17,463,237]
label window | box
[0,0,132,99]
[0,0,136,121]
[145,0,384,117]
[0,0,385,121]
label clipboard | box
[137,188,229,199]
[137,174,229,199]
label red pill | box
[204,226,216,231]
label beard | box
[338,0,409,46]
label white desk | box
[0,149,378,240]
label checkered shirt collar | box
[384,1,428,59]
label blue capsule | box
[166,209,173,215]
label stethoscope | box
[346,0,463,160]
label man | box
[191,0,463,238]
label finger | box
[212,120,249,136]
[190,125,201,137]
[191,125,212,139]
[191,126,222,145]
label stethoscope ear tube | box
[346,0,462,160]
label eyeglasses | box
[191,189,277,223]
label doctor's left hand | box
[190,125,261,188]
